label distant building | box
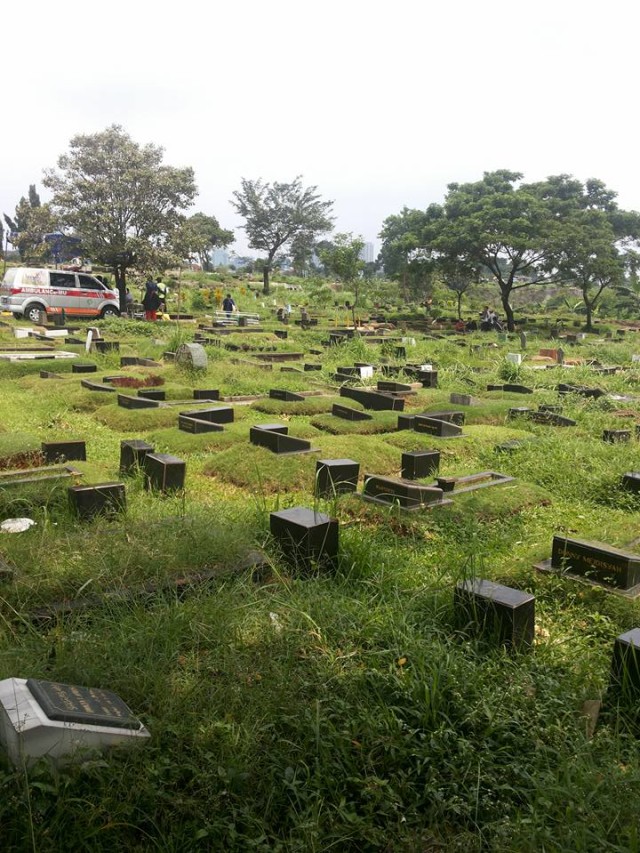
[209,248,230,268]
[359,242,374,264]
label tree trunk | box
[584,299,593,333]
[263,265,270,295]
[500,288,515,332]
[457,292,463,320]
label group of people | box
[142,277,168,321]
[480,305,503,331]
[453,306,504,333]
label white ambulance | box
[0,268,121,322]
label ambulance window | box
[50,272,76,288]
[78,274,102,290]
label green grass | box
[1,315,640,851]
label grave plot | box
[204,433,399,494]
[251,395,338,416]
[310,408,398,435]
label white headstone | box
[358,366,374,379]
[0,677,150,767]
[506,353,522,365]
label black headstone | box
[331,404,372,421]
[71,363,98,374]
[454,579,535,650]
[26,678,140,729]
[603,429,631,443]
[143,453,186,492]
[180,406,234,424]
[270,507,339,571]
[414,417,463,438]
[315,459,360,497]
[42,440,86,463]
[178,415,224,433]
[117,394,159,409]
[551,535,640,589]
[68,482,126,520]
[622,472,640,493]
[269,389,305,402]
[401,451,440,480]
[94,341,120,353]
[340,386,405,412]
[120,439,154,474]
[138,389,166,401]
[363,474,445,509]
[377,380,412,393]
[193,389,220,400]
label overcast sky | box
[3,0,639,257]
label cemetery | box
[1,291,640,851]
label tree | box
[427,170,576,331]
[378,206,440,300]
[43,125,197,308]
[6,185,57,262]
[231,176,334,294]
[438,257,479,320]
[172,213,234,271]
[319,232,365,327]
[551,198,640,331]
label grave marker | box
[42,440,86,463]
[0,677,149,767]
[143,453,186,492]
[120,440,154,474]
[603,429,631,443]
[454,579,535,650]
[363,474,448,509]
[315,459,360,497]
[549,535,640,590]
[270,507,338,571]
[401,450,440,480]
[414,417,463,438]
[331,404,373,421]
[269,389,305,402]
[68,482,126,520]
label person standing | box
[222,293,236,319]
[156,277,167,313]
[142,278,161,321]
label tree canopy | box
[231,176,334,294]
[379,171,640,330]
[43,125,197,305]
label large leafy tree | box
[43,125,197,307]
[231,177,334,294]
[547,182,640,331]
[428,170,570,331]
